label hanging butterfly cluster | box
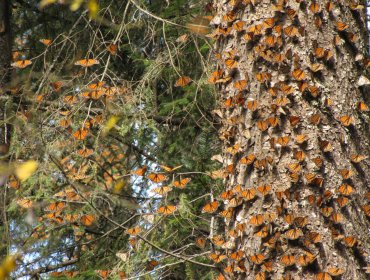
[203,0,370,279]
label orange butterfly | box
[248,214,264,226]
[126,226,142,235]
[16,198,33,209]
[73,128,88,140]
[74,59,99,67]
[80,214,95,226]
[280,254,295,266]
[152,186,172,196]
[209,253,226,263]
[173,178,191,188]
[50,81,63,92]
[76,148,93,157]
[285,228,303,240]
[147,173,167,183]
[157,205,176,215]
[249,254,265,264]
[175,76,191,87]
[202,201,219,213]
[134,166,147,176]
[107,44,118,55]
[195,237,206,248]
[11,60,32,69]
[40,39,52,46]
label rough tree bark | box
[211,0,370,279]
[0,0,12,259]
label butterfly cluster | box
[204,0,370,278]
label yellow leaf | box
[102,116,119,136]
[0,255,17,280]
[70,0,84,11]
[113,180,126,194]
[15,160,38,181]
[87,0,99,18]
[39,0,57,9]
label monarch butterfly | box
[336,22,349,31]
[255,272,265,280]
[202,201,219,213]
[330,213,343,224]
[152,186,172,195]
[229,250,244,261]
[95,270,110,279]
[343,236,357,247]
[209,253,226,263]
[73,128,88,140]
[327,267,345,276]
[219,190,234,201]
[287,162,301,173]
[337,183,354,196]
[357,102,369,111]
[226,143,240,155]
[65,213,79,222]
[339,115,354,126]
[233,21,245,32]
[157,205,176,215]
[246,100,258,111]
[223,11,236,22]
[257,185,271,196]
[249,254,265,264]
[309,113,321,125]
[16,198,33,209]
[284,26,298,37]
[339,169,353,179]
[308,231,322,244]
[268,117,279,128]
[314,47,325,59]
[126,226,142,236]
[351,154,367,163]
[277,136,290,147]
[76,148,93,157]
[146,260,159,271]
[80,214,95,226]
[297,252,316,266]
[294,150,305,162]
[134,166,147,176]
[336,196,349,208]
[257,120,269,132]
[225,59,238,69]
[219,208,233,218]
[107,44,118,55]
[233,79,247,90]
[74,59,99,67]
[11,60,32,69]
[248,214,264,226]
[241,188,256,201]
[240,154,255,165]
[321,206,334,217]
[173,178,191,188]
[147,173,167,183]
[319,139,333,153]
[280,254,295,266]
[45,201,65,212]
[263,17,275,29]
[309,3,320,13]
[40,39,52,46]
[175,76,191,87]
[256,72,271,83]
[284,214,294,225]
[63,95,78,104]
[291,69,305,81]
[211,235,225,246]
[255,225,269,238]
[195,237,206,248]
[285,228,303,240]
[295,134,307,144]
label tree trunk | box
[0,0,12,259]
[212,1,370,279]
